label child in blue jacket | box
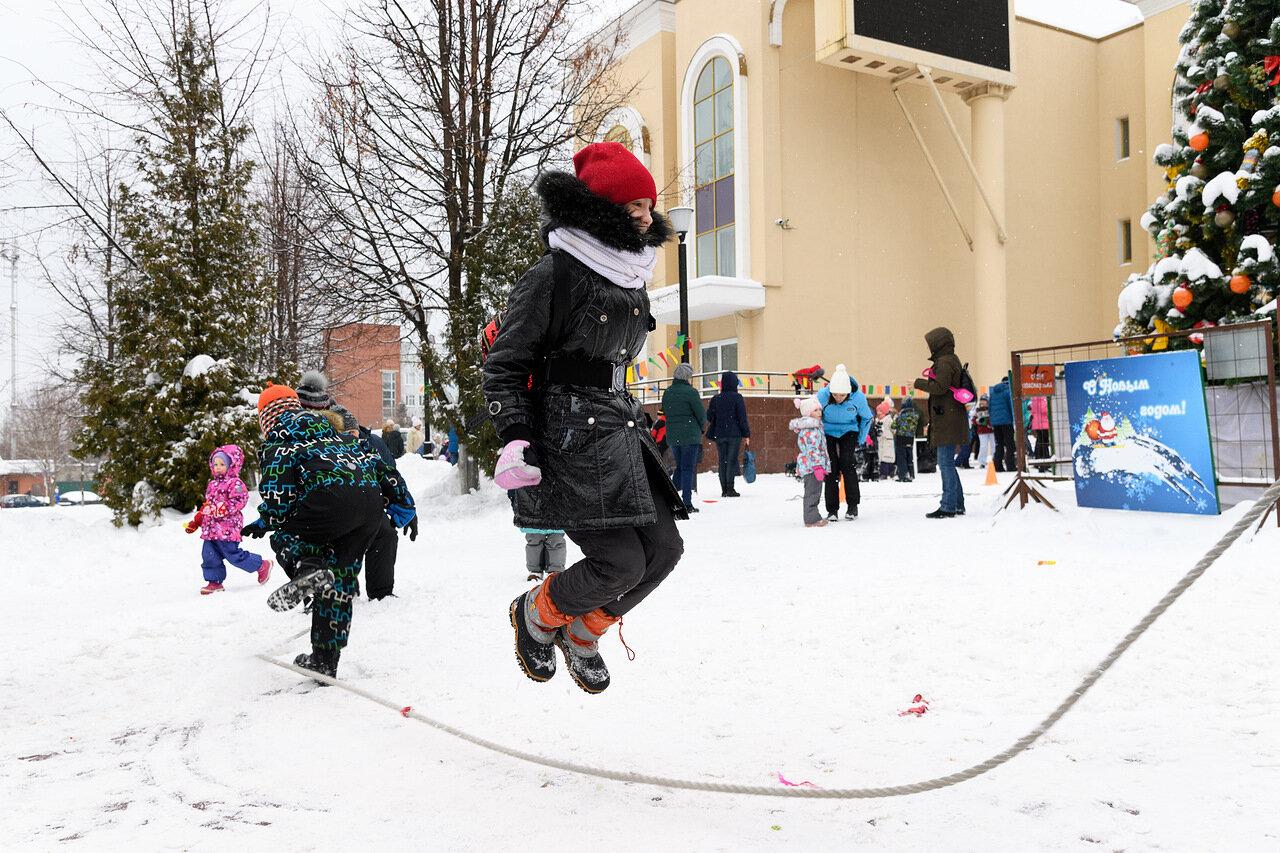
[815,363,874,521]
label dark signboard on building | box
[853,0,1011,73]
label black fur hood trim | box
[535,171,673,251]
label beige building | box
[596,0,1192,390]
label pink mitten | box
[813,466,826,482]
[865,435,873,446]
[494,440,542,490]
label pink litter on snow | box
[899,694,930,717]
[775,771,820,788]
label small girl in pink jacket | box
[186,445,271,595]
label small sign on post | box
[1020,364,1056,397]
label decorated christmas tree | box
[1118,1,1280,345]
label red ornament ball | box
[1172,286,1194,309]
[1189,132,1210,151]
[1230,274,1252,294]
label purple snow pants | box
[202,539,264,583]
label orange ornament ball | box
[1272,186,1280,207]
[1172,286,1194,309]
[1189,132,1210,152]
[1230,274,1252,294]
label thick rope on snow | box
[257,478,1280,799]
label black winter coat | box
[482,171,685,531]
[383,428,406,459]
[705,371,750,439]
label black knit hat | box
[297,370,333,410]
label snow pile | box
[1181,247,1223,282]
[1152,255,1182,281]
[182,354,217,379]
[1139,210,1157,232]
[1174,175,1202,202]
[1201,171,1240,208]
[1117,275,1153,319]
[1192,105,1224,127]
[1015,0,1142,39]
[1239,233,1275,262]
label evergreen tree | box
[1120,1,1280,346]
[77,13,266,525]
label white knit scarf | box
[547,226,656,290]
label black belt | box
[544,356,624,391]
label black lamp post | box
[667,206,694,363]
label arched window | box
[604,123,634,150]
[693,56,735,277]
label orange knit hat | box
[257,382,299,413]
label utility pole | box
[1,242,16,459]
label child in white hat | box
[790,396,832,527]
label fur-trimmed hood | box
[536,171,673,252]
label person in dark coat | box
[382,422,406,459]
[913,327,969,518]
[482,141,685,694]
[705,370,750,497]
[245,384,416,680]
[662,362,706,512]
[297,371,408,602]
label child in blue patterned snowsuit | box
[243,383,416,678]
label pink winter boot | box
[257,560,273,585]
[200,582,224,595]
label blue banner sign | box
[1064,350,1219,515]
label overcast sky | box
[0,0,632,398]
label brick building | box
[322,322,402,428]
[1,459,49,496]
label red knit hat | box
[257,382,298,413]
[573,142,657,206]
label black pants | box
[715,437,742,494]
[824,433,861,514]
[993,424,1017,472]
[272,486,385,650]
[363,515,398,599]
[554,464,684,618]
[1032,428,1052,459]
[894,435,915,480]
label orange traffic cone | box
[984,459,998,486]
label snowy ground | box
[2,457,1278,851]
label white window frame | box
[381,370,397,421]
[699,336,739,390]
[681,35,751,282]
[595,105,650,169]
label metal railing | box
[626,370,816,404]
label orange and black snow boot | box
[510,586,563,683]
[554,609,619,694]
